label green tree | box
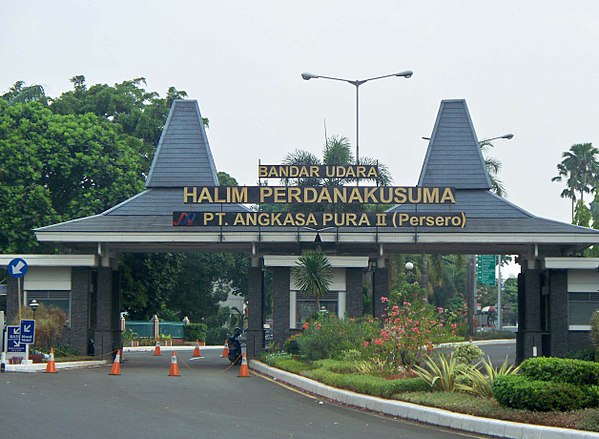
[552,143,599,222]
[292,250,333,311]
[119,253,184,320]
[0,99,145,253]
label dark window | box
[569,292,599,326]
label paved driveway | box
[0,349,481,439]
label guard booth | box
[3,99,599,361]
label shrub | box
[492,375,594,411]
[472,329,516,340]
[560,348,597,362]
[452,343,483,365]
[297,315,377,361]
[183,323,208,341]
[19,304,67,348]
[591,311,599,353]
[367,298,449,371]
[520,357,599,386]
[205,326,230,345]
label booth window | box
[25,290,71,324]
[296,291,338,327]
[568,292,599,329]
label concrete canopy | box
[34,99,599,260]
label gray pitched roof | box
[418,99,492,190]
[145,100,219,187]
[34,98,599,253]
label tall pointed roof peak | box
[145,99,219,188]
[418,99,492,190]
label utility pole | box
[466,255,475,337]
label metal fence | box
[125,321,184,339]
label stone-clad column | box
[345,268,363,317]
[93,267,120,358]
[272,267,290,349]
[68,267,91,354]
[246,262,264,358]
[373,265,389,318]
[516,268,542,363]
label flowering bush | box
[297,314,378,361]
[365,297,453,371]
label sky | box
[1,1,598,236]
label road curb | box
[4,360,106,373]
[250,360,599,439]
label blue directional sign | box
[20,319,35,344]
[7,326,26,353]
[7,257,28,279]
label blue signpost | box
[6,257,28,322]
[20,319,35,345]
[7,258,28,278]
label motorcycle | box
[227,327,243,365]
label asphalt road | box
[0,349,486,439]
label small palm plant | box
[456,356,520,398]
[413,354,461,392]
[293,250,333,312]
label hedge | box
[492,375,596,411]
[305,370,431,398]
[183,323,208,342]
[520,357,599,386]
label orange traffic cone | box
[221,340,229,358]
[45,347,57,373]
[169,351,180,377]
[153,339,161,356]
[238,352,249,377]
[192,339,202,358]
[109,350,122,375]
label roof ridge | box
[418,99,492,190]
[145,100,219,188]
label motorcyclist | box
[227,327,243,365]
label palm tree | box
[552,143,599,222]
[2,80,46,104]
[282,135,392,187]
[479,140,506,197]
[292,251,333,312]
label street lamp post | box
[301,70,413,165]
[29,299,39,319]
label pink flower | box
[363,341,370,347]
[380,296,389,303]
[302,321,309,330]
[375,338,384,346]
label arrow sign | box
[7,257,28,279]
[19,319,35,344]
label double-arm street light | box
[301,70,413,165]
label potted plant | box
[160,333,173,346]
[123,329,139,347]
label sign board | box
[7,326,25,353]
[19,319,35,344]
[6,326,26,365]
[7,257,28,279]
[477,255,496,286]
